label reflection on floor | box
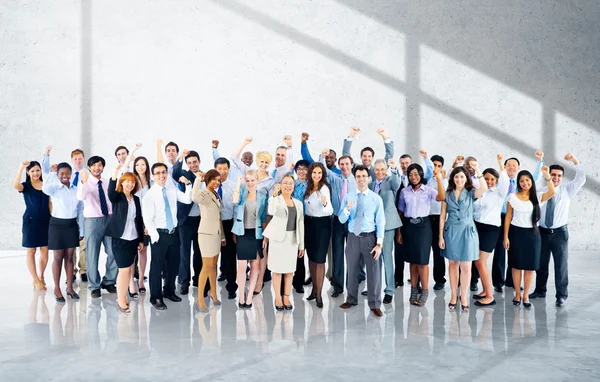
[1,251,599,381]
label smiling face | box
[311,166,323,183]
[518,174,533,191]
[241,152,253,167]
[258,158,270,171]
[245,173,257,190]
[453,171,467,189]
[153,166,168,187]
[296,165,308,182]
[186,156,200,173]
[408,168,421,186]
[550,169,564,187]
[505,159,520,179]
[484,173,497,188]
[275,148,287,167]
[89,161,104,179]
[71,153,84,171]
[165,145,178,162]
[433,160,443,174]
[361,151,373,167]
[281,176,295,196]
[135,159,147,176]
[122,179,136,193]
[215,163,229,182]
[374,162,387,181]
[354,169,370,190]
[207,177,221,191]
[58,167,72,186]
[115,148,128,164]
[338,158,353,176]
[325,150,337,169]
[400,157,412,174]
[27,165,42,181]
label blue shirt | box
[338,189,385,244]
[301,142,341,174]
[293,180,308,204]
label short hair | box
[204,169,221,185]
[338,155,354,165]
[185,150,200,163]
[329,149,337,157]
[465,156,477,164]
[71,149,85,158]
[25,161,43,183]
[165,141,179,153]
[504,157,520,166]
[276,146,287,153]
[87,156,105,167]
[256,151,272,164]
[352,164,371,177]
[360,147,375,157]
[406,163,425,186]
[447,166,474,192]
[214,157,230,168]
[373,158,387,167]
[294,159,310,171]
[482,168,500,179]
[116,172,140,194]
[400,154,412,161]
[245,169,258,179]
[151,163,167,174]
[431,155,444,166]
[549,164,565,174]
[56,162,72,173]
[114,145,129,157]
[242,151,253,158]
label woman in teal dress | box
[439,164,487,312]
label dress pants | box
[380,229,395,295]
[429,215,446,284]
[492,213,513,288]
[331,217,348,293]
[345,232,381,309]
[222,219,238,294]
[84,217,118,291]
[149,229,180,300]
[177,216,202,287]
[292,256,305,290]
[394,225,407,284]
[536,227,569,299]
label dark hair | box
[185,150,200,163]
[294,159,310,171]
[447,166,474,192]
[516,170,540,229]
[114,145,129,157]
[352,164,371,177]
[549,164,565,174]
[400,154,412,160]
[151,163,168,174]
[304,162,331,199]
[204,169,221,185]
[338,155,354,165]
[56,162,72,174]
[165,141,179,153]
[360,147,375,157]
[133,156,151,186]
[214,157,230,168]
[431,155,444,166]
[71,149,85,158]
[87,156,105,168]
[482,168,500,180]
[276,146,287,152]
[406,163,425,187]
[504,157,520,166]
[25,161,43,183]
[329,149,337,157]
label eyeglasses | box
[153,171,167,175]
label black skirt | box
[508,225,541,271]
[237,229,263,261]
[305,215,331,264]
[48,217,80,250]
[403,217,432,265]
[475,221,501,253]
[112,237,138,268]
[22,214,50,248]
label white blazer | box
[263,195,305,250]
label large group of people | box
[13,127,586,317]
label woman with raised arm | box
[133,156,151,293]
[439,163,487,313]
[14,160,51,290]
[504,167,555,308]
[232,170,268,308]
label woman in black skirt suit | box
[106,164,145,313]
[42,163,82,302]
[14,160,51,290]
[303,162,333,308]
[504,167,555,308]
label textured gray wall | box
[1,1,599,249]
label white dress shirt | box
[538,164,585,229]
[42,172,84,236]
[304,186,334,217]
[427,176,448,215]
[142,183,192,243]
[507,192,544,228]
[473,171,509,226]
[121,198,138,241]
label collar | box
[357,188,370,196]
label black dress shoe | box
[556,298,565,307]
[228,292,236,300]
[66,291,80,300]
[180,286,189,295]
[361,290,368,296]
[383,295,393,304]
[164,293,182,302]
[151,298,167,310]
[331,290,342,298]
[523,301,532,309]
[529,291,546,299]
[238,302,247,308]
[55,294,66,303]
[284,304,293,311]
[316,300,323,309]
[275,305,284,311]
[294,286,305,294]
[91,289,101,298]
[395,281,404,288]
[433,282,445,290]
[102,284,117,294]
[474,299,496,307]
[218,274,226,282]
[470,283,478,292]
[306,292,316,301]
[494,286,503,293]
[472,294,485,300]
[80,273,88,282]
[303,277,312,286]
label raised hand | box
[535,151,544,162]
[178,176,190,185]
[388,158,397,169]
[541,165,550,176]
[44,146,52,156]
[433,166,442,178]
[243,137,253,145]
[114,163,123,172]
[80,171,89,183]
[195,171,205,182]
[470,160,479,172]
[301,132,309,144]
[180,149,190,160]
[349,126,361,138]
[133,143,142,151]
[283,135,292,147]
[320,148,330,158]
[376,128,388,140]
[419,149,428,159]
[273,184,282,196]
[22,161,30,167]
[497,153,504,163]
[50,163,58,172]
[564,153,579,164]
[453,155,464,168]
[156,139,163,147]
[236,175,243,187]
[212,140,219,149]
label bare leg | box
[237,260,247,305]
[272,273,282,306]
[523,270,534,304]
[459,261,472,307]
[448,260,459,305]
[52,250,65,298]
[409,264,419,288]
[64,248,76,295]
[246,257,260,305]
[26,248,40,285]
[283,274,293,306]
[39,246,49,283]
[209,256,220,304]
[419,265,430,291]
[117,266,131,308]
[254,254,267,293]
[138,246,148,290]
[198,257,211,309]
[475,251,494,304]
[128,264,136,292]
[512,268,522,302]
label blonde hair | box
[246,169,258,180]
[256,151,272,164]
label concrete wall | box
[1,0,599,249]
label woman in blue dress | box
[439,164,487,312]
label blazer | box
[172,159,196,226]
[232,186,268,239]
[263,195,305,250]
[192,180,224,239]
[105,178,144,243]
[369,170,402,231]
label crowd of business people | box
[13,127,585,317]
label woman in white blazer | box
[263,174,305,311]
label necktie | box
[162,188,175,231]
[98,180,109,216]
[545,195,556,228]
[353,193,364,236]
[402,175,407,187]
[217,184,223,200]
[271,169,277,178]
[72,171,79,187]
[340,178,348,205]
[374,181,382,194]
[508,178,516,195]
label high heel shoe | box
[512,298,521,306]
[210,296,221,306]
[461,304,469,312]
[316,297,323,309]
[306,292,316,301]
[66,291,80,300]
[523,301,532,309]
[117,303,131,313]
[283,294,293,310]
[409,287,420,305]
[238,302,247,308]
[55,293,66,303]
[128,288,139,299]
[448,301,457,311]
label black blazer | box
[172,159,196,226]
[105,178,144,243]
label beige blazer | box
[192,180,225,240]
[263,195,305,250]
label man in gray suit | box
[363,158,402,304]
[342,127,394,181]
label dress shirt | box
[41,155,88,178]
[398,185,438,218]
[304,186,334,217]
[165,161,179,189]
[142,183,192,242]
[502,161,543,213]
[471,174,481,189]
[219,179,236,220]
[121,198,138,241]
[293,180,308,202]
[426,176,448,215]
[42,172,84,236]
[338,189,385,244]
[401,157,435,187]
[538,163,585,229]
[76,176,113,218]
[473,171,509,226]
[507,192,544,228]
[301,142,341,174]
[212,148,244,181]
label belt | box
[355,231,375,237]
[540,225,567,234]
[305,215,331,220]
[157,228,177,235]
[408,216,428,224]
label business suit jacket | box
[263,195,305,250]
[172,159,197,226]
[105,178,144,243]
[369,171,402,231]
[192,181,224,240]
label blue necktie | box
[271,169,277,178]
[353,194,364,236]
[98,180,109,216]
[508,178,516,195]
[72,171,79,187]
[162,188,175,231]
[545,195,556,228]
[374,181,382,194]
[217,184,223,200]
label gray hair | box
[374,159,387,167]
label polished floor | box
[1,251,599,381]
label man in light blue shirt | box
[338,165,385,317]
